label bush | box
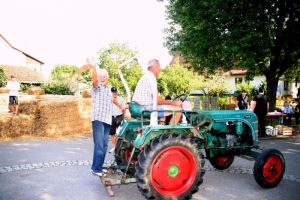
[0,67,7,87]
[42,82,74,95]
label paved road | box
[0,135,299,200]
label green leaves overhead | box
[163,0,300,110]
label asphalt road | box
[0,135,299,200]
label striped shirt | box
[132,71,157,105]
[91,84,113,125]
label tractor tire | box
[135,133,205,200]
[253,148,285,188]
[115,138,137,176]
[208,153,235,170]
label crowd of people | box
[235,88,299,137]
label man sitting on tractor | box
[132,59,182,125]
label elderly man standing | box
[77,58,122,177]
[132,59,182,125]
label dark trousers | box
[295,113,299,125]
[257,114,266,137]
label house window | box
[235,77,243,85]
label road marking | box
[0,160,299,183]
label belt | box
[113,114,123,118]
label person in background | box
[249,88,269,137]
[295,99,300,125]
[281,100,293,125]
[109,87,126,152]
[6,75,20,115]
[236,90,248,110]
[132,59,182,125]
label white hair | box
[147,59,160,69]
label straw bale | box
[82,90,91,98]
[18,100,39,116]
[0,96,93,139]
[0,114,34,138]
[26,87,45,95]
[0,88,8,94]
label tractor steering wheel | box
[173,93,189,102]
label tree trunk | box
[266,76,279,112]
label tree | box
[157,59,229,97]
[43,64,79,95]
[0,67,7,87]
[51,64,78,80]
[98,42,144,99]
[157,60,198,97]
[163,0,300,110]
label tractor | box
[102,58,285,199]
[107,93,285,200]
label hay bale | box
[82,90,91,98]
[26,87,45,95]
[0,88,8,94]
[35,98,92,137]
[0,114,34,138]
[0,96,93,139]
[18,100,39,116]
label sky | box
[0,0,172,68]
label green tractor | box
[111,94,285,200]
[103,58,285,199]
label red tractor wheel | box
[115,138,138,175]
[209,154,235,170]
[207,150,235,170]
[135,133,205,200]
[254,149,285,188]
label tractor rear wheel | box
[135,133,205,200]
[253,149,285,188]
[208,154,235,170]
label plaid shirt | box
[91,84,113,125]
[132,71,157,105]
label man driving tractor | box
[132,59,182,125]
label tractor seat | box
[128,102,151,119]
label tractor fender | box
[133,125,200,149]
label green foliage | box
[157,60,197,97]
[157,59,229,98]
[218,97,229,110]
[163,0,300,110]
[235,82,254,99]
[98,42,143,96]
[20,83,31,92]
[46,64,78,95]
[51,65,78,81]
[0,67,7,87]
[190,74,230,96]
[42,81,74,95]
[284,62,300,83]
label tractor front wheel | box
[253,149,285,188]
[208,151,235,170]
[115,138,138,176]
[135,133,205,200]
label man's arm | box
[75,64,93,76]
[249,100,256,111]
[113,97,125,113]
[157,96,182,106]
[92,64,99,88]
